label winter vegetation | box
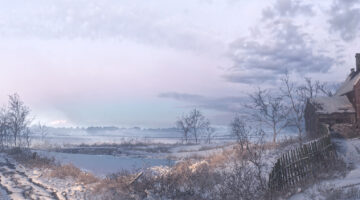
[176,109,212,144]
[0,72,352,200]
[0,94,32,149]
[4,0,360,199]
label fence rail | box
[268,135,336,192]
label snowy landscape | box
[1,0,360,199]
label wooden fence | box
[268,135,336,192]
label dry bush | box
[207,147,235,168]
[50,164,98,185]
[91,170,148,200]
[142,160,221,200]
[90,160,221,200]
[216,161,267,200]
[9,149,55,169]
[90,144,269,200]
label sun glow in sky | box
[0,0,359,127]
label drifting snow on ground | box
[0,153,88,200]
[289,138,360,200]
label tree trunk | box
[272,126,277,144]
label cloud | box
[158,92,205,102]
[0,0,224,52]
[224,71,277,84]
[328,0,360,41]
[262,0,314,19]
[49,119,68,126]
[225,0,334,84]
[158,92,246,113]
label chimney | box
[356,53,360,71]
[350,68,356,78]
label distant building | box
[305,53,360,138]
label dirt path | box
[0,157,62,200]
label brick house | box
[305,53,360,138]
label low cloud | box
[224,71,277,84]
[158,92,205,102]
[158,92,246,113]
[49,119,68,126]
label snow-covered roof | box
[335,72,360,96]
[310,96,355,114]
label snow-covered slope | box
[289,138,360,200]
[0,153,88,200]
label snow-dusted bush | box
[9,148,55,169]
[89,139,270,200]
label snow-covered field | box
[0,126,308,199]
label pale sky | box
[0,0,359,127]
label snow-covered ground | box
[0,126,305,199]
[289,138,360,200]
[0,142,237,199]
[0,153,89,200]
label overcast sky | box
[0,0,359,128]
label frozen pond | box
[36,150,174,177]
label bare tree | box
[176,109,211,144]
[0,107,9,149]
[7,94,31,147]
[246,129,267,190]
[230,115,250,152]
[281,74,305,142]
[281,74,339,142]
[23,128,32,148]
[298,77,335,100]
[204,126,215,144]
[35,122,48,143]
[246,89,289,143]
[176,115,192,144]
[188,109,209,144]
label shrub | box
[9,149,55,169]
[50,164,98,185]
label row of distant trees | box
[0,94,33,149]
[176,73,336,145]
